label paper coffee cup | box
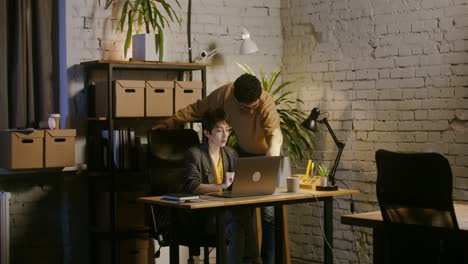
[48,113,61,129]
[286,177,300,193]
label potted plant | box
[316,164,329,186]
[234,63,314,161]
[105,0,181,61]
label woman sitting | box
[184,108,261,264]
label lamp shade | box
[239,28,258,55]
[301,108,321,132]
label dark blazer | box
[184,144,237,193]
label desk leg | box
[373,228,385,264]
[169,208,179,264]
[274,205,284,263]
[216,209,227,264]
[323,197,333,264]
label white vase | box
[277,156,292,187]
[132,33,163,61]
[320,177,328,187]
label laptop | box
[208,156,282,198]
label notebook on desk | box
[208,156,282,198]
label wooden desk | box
[341,203,468,263]
[139,188,359,264]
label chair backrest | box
[148,128,200,195]
[375,149,458,230]
[147,129,216,257]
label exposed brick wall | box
[282,0,468,263]
[2,173,87,264]
[65,0,468,263]
[67,0,283,129]
[65,0,283,263]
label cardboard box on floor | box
[119,238,149,264]
[116,192,146,229]
[145,80,174,117]
[95,192,146,230]
[0,130,44,169]
[95,80,145,117]
[44,129,76,168]
[174,81,202,111]
[97,238,149,264]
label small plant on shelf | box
[105,0,181,60]
[316,164,329,186]
[316,164,329,178]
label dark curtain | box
[0,0,59,129]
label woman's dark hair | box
[233,73,262,103]
[202,108,227,133]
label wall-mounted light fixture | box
[239,28,258,55]
[193,28,258,63]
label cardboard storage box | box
[97,238,149,264]
[116,192,146,229]
[119,238,149,264]
[44,129,76,168]
[96,192,146,230]
[174,81,203,112]
[0,130,44,169]
[145,81,174,117]
[95,80,145,117]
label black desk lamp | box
[301,108,345,191]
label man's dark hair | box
[233,73,262,103]
[202,108,227,133]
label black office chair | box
[148,128,215,264]
[375,149,464,264]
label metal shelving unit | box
[81,60,207,264]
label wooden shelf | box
[81,60,208,67]
[89,226,150,240]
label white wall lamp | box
[239,27,258,55]
[194,28,258,62]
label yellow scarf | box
[213,150,224,184]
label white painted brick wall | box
[63,0,468,263]
[283,0,468,263]
[67,0,282,163]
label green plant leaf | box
[123,10,134,58]
[271,80,293,97]
[266,67,281,93]
[160,0,176,23]
[119,1,129,32]
[145,0,154,31]
[236,63,255,75]
[105,0,114,9]
[317,164,329,177]
[158,27,164,62]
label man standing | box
[153,73,282,263]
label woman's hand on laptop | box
[218,172,235,190]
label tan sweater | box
[164,82,281,154]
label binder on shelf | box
[101,129,140,170]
